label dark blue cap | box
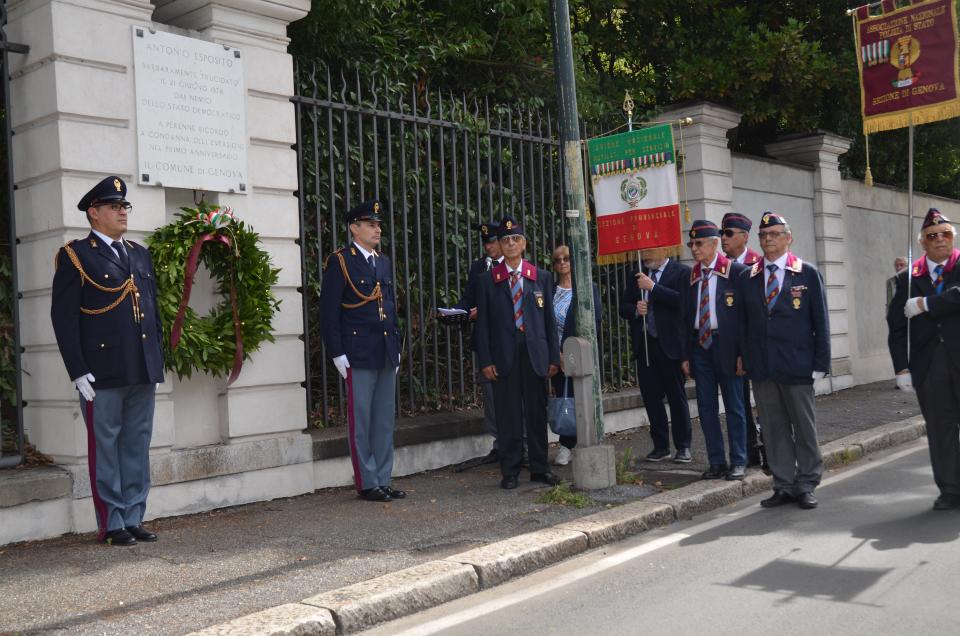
[689,219,720,239]
[478,221,500,243]
[497,216,524,238]
[759,211,788,229]
[922,208,951,229]
[77,176,128,211]
[345,199,384,225]
[721,212,752,232]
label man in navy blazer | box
[737,212,829,510]
[888,208,960,510]
[619,248,693,463]
[319,200,404,503]
[475,216,560,489]
[681,220,748,481]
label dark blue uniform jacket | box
[51,232,165,389]
[736,252,830,385]
[682,254,746,375]
[319,243,401,369]
[475,259,560,378]
[618,258,690,362]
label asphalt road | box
[368,440,960,636]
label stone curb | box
[188,415,926,635]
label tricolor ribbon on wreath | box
[170,206,245,386]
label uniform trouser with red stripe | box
[346,365,396,491]
[80,384,155,539]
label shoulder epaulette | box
[323,247,345,269]
[53,240,78,269]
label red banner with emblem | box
[855,0,960,134]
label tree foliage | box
[290,0,959,198]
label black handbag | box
[547,379,576,437]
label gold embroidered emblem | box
[373,201,380,214]
[762,214,770,225]
[792,297,801,310]
[725,295,734,307]
[350,248,357,256]
[113,178,121,192]
[481,224,488,236]
[536,296,544,308]
[505,220,513,230]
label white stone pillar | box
[656,102,742,230]
[765,133,854,392]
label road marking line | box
[387,440,926,635]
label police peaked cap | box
[345,199,384,225]
[497,216,524,238]
[721,212,752,232]
[922,208,951,229]
[77,176,128,211]
[689,219,720,239]
[758,211,788,229]
[477,221,500,243]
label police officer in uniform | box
[474,216,561,489]
[721,212,765,468]
[888,209,960,510]
[319,200,405,502]
[736,212,829,510]
[51,176,164,546]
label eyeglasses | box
[721,229,745,238]
[925,230,954,241]
[686,239,713,249]
[500,235,524,244]
[552,255,570,264]
[97,202,133,213]
[758,230,787,240]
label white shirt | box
[693,254,719,330]
[733,250,748,265]
[353,242,376,267]
[506,261,524,292]
[92,229,126,259]
[927,257,947,285]
[764,252,789,291]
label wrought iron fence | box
[293,63,637,427]
[0,0,27,467]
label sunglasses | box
[721,229,745,238]
[553,255,570,264]
[925,230,954,241]
[758,230,787,240]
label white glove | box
[395,353,400,375]
[333,354,350,379]
[904,297,926,318]
[73,373,96,401]
[812,371,826,381]
[895,372,914,392]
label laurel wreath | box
[147,202,280,381]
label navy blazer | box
[887,249,960,387]
[319,242,401,369]
[618,258,690,362]
[683,254,747,375]
[475,260,560,378]
[736,252,830,384]
[51,232,165,389]
[454,256,492,312]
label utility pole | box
[550,0,614,488]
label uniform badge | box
[724,291,734,307]
[762,214,770,225]
[113,178,122,192]
[790,285,805,310]
[535,291,544,308]
[350,247,357,256]
[505,220,513,230]
[792,298,801,310]
[373,201,380,214]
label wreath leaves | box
[147,203,281,380]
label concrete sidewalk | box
[0,380,922,635]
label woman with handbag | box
[550,245,603,466]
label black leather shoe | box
[383,486,407,499]
[933,494,960,510]
[701,464,728,480]
[797,492,818,509]
[530,472,562,486]
[760,490,796,508]
[501,475,518,490]
[100,528,136,546]
[125,525,158,542]
[359,487,392,502]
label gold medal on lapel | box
[792,297,801,310]
[535,291,544,308]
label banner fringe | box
[596,244,682,266]
[863,100,960,134]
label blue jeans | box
[692,344,747,466]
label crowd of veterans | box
[50,173,960,546]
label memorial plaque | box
[133,27,248,193]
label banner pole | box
[906,113,914,360]
[623,92,650,368]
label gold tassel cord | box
[864,132,874,187]
[678,118,692,224]
[63,244,141,323]
[335,252,385,320]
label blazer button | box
[352,331,357,335]
[103,274,109,279]
[100,343,105,348]
[142,334,147,340]
[384,331,388,336]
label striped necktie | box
[934,264,944,294]
[510,271,524,332]
[698,268,713,349]
[111,241,129,271]
[765,264,779,309]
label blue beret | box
[77,176,128,211]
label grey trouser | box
[346,365,396,491]
[80,384,156,537]
[753,380,823,495]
